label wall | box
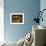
[0,0,4,42]
[40,0,46,27]
[4,0,40,42]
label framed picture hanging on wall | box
[10,13,24,24]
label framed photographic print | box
[10,13,24,24]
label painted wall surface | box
[40,0,46,27]
[4,0,40,42]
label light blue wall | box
[4,0,40,42]
[40,0,46,27]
